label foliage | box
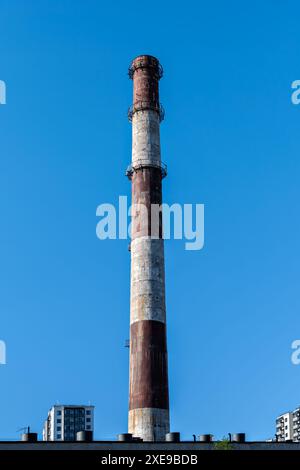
[214,437,233,450]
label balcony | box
[128,102,165,122]
[126,160,167,179]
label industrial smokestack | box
[127,55,170,442]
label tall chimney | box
[127,55,170,442]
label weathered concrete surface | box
[131,169,162,239]
[132,110,161,166]
[129,321,168,410]
[130,238,166,324]
[128,408,169,442]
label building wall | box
[292,408,300,441]
[276,412,293,441]
[276,407,300,442]
[43,406,94,441]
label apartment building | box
[43,404,94,441]
[276,406,300,442]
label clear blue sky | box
[1,0,300,441]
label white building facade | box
[276,412,293,441]
[276,407,300,442]
[292,407,300,441]
[43,405,94,441]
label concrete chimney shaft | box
[127,55,170,442]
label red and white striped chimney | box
[127,55,170,442]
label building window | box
[57,427,61,432]
[57,434,61,439]
[86,410,91,415]
[57,419,61,424]
[86,418,91,423]
[57,410,61,416]
[86,425,91,430]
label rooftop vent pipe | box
[165,432,180,442]
[21,433,38,442]
[232,433,246,443]
[199,434,212,442]
[76,431,93,442]
[118,433,133,442]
